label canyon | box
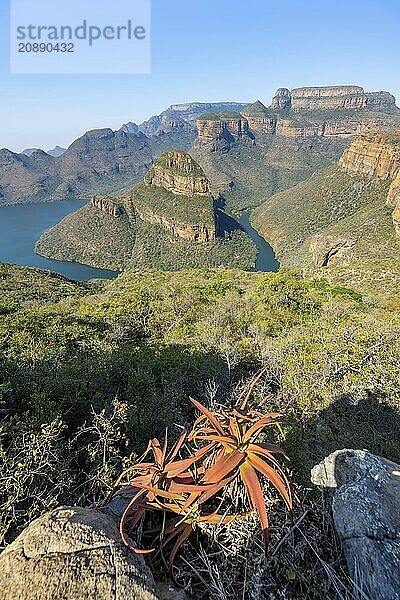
[1,85,400,207]
[35,150,254,271]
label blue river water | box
[0,201,278,281]
[0,200,118,281]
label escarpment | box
[271,85,396,112]
[144,150,210,196]
[195,113,252,151]
[339,133,400,179]
[252,131,400,287]
[35,150,259,273]
[136,151,216,242]
[91,195,124,217]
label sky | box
[1,0,400,152]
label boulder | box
[0,506,158,600]
[311,449,400,600]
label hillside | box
[2,87,400,207]
[35,151,257,271]
[1,263,399,593]
[252,132,400,295]
[191,87,400,212]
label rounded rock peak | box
[144,151,211,196]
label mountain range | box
[2,86,400,208]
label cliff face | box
[339,134,400,179]
[138,151,216,242]
[144,150,210,196]
[338,133,400,236]
[241,101,277,135]
[271,86,396,112]
[135,205,215,242]
[91,195,124,217]
[195,113,252,151]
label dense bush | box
[1,265,399,597]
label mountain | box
[47,146,66,157]
[191,86,400,212]
[1,87,399,207]
[252,131,400,295]
[35,150,257,271]
[22,146,66,157]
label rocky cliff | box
[339,133,400,179]
[271,86,396,112]
[338,133,400,235]
[91,195,124,217]
[144,150,211,196]
[138,151,216,241]
[195,113,252,152]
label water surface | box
[0,200,118,281]
[236,211,279,272]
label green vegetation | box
[1,264,399,539]
[192,137,349,213]
[129,220,257,270]
[1,263,399,596]
[241,100,271,118]
[252,165,400,296]
[219,111,243,120]
[197,112,222,121]
[131,183,214,225]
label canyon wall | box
[91,195,124,217]
[271,86,396,112]
[144,150,210,195]
[338,133,400,235]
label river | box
[0,200,118,281]
[0,201,278,281]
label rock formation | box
[311,449,400,600]
[338,133,400,235]
[393,200,400,235]
[339,133,400,179]
[240,101,277,135]
[0,506,159,600]
[91,195,124,217]
[309,235,356,267]
[195,113,252,151]
[144,150,211,196]
[271,85,396,112]
[140,151,216,242]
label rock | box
[91,195,124,217]
[311,450,400,600]
[240,101,277,135]
[195,113,252,151]
[144,150,211,196]
[339,133,400,179]
[309,235,356,267]
[393,200,400,235]
[270,88,292,110]
[0,505,158,600]
[387,170,400,207]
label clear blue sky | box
[1,0,399,152]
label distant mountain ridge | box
[1,87,399,206]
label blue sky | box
[1,0,399,152]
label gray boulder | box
[0,506,158,600]
[311,449,400,600]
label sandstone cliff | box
[195,113,252,151]
[339,133,400,179]
[271,86,396,112]
[338,133,400,236]
[91,195,124,217]
[135,150,216,242]
[144,150,210,196]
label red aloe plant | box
[107,370,293,575]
